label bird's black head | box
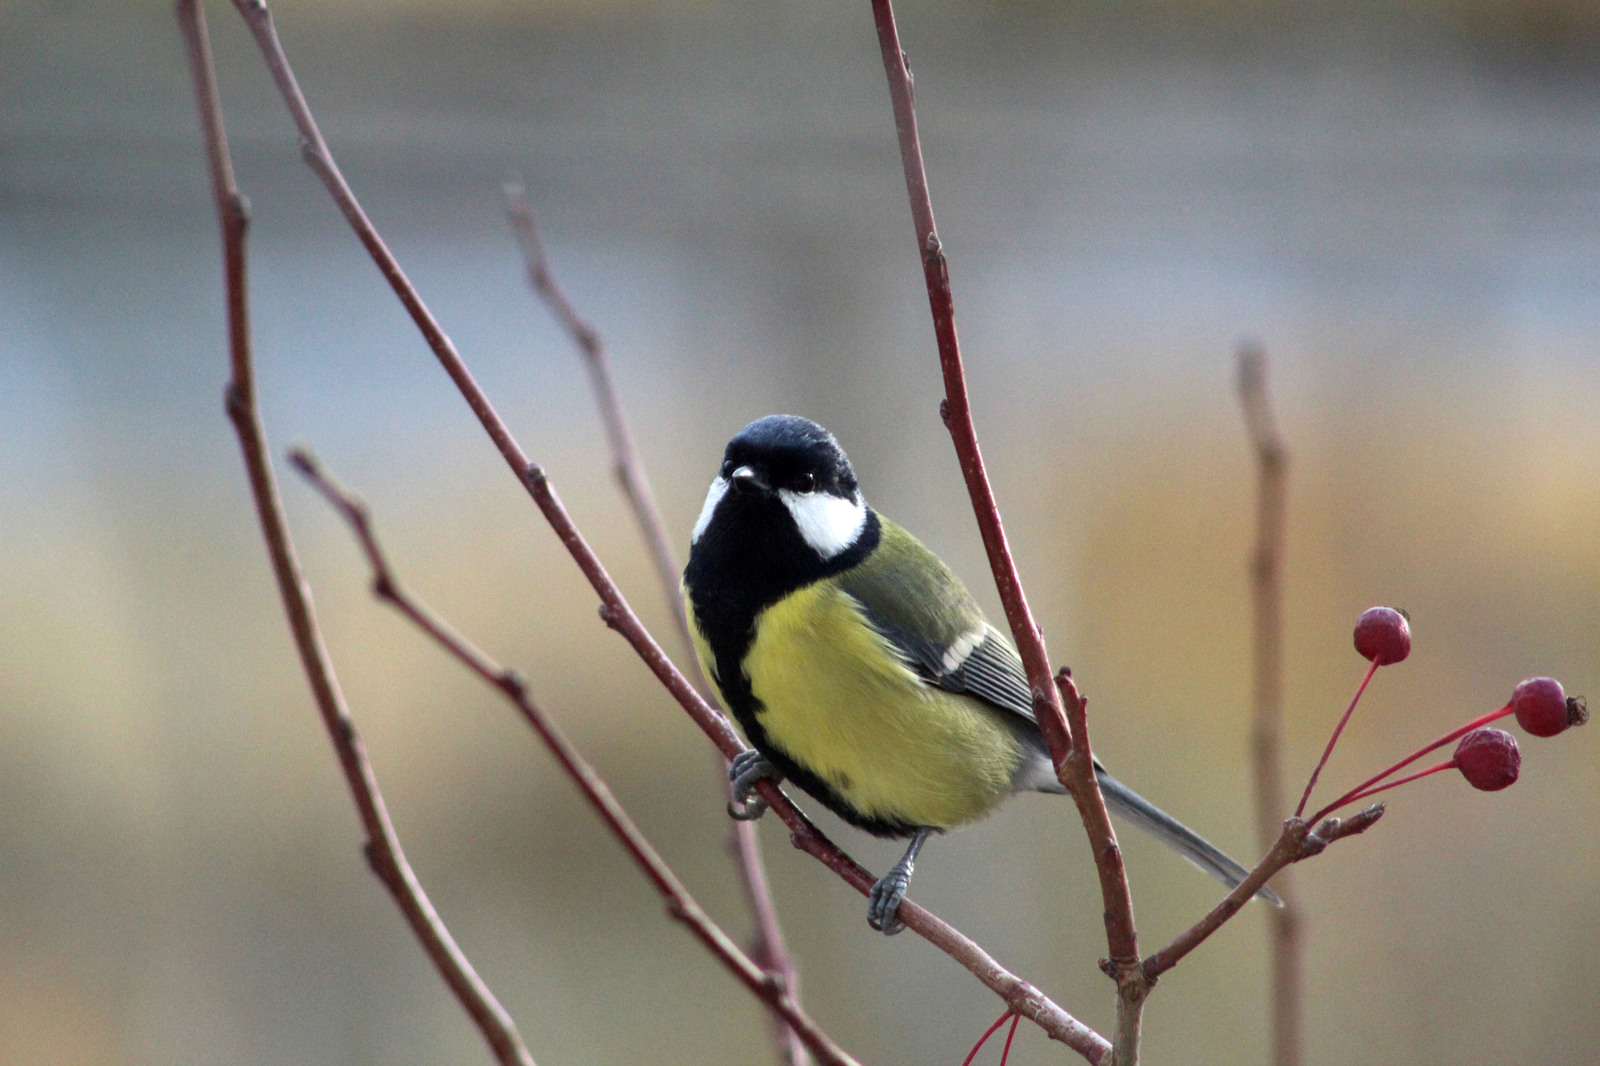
[722,414,858,502]
[684,416,880,641]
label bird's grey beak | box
[728,465,770,493]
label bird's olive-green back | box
[833,517,986,652]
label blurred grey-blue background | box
[5,1,1600,1063]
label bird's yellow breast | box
[733,579,1022,830]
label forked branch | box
[288,450,855,1066]
[504,184,689,646]
[177,3,533,1063]
[1142,805,1382,981]
[504,183,804,1066]
[868,0,1137,1059]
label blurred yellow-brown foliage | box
[4,0,1600,1063]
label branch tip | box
[1307,807,1381,849]
[1334,803,1385,838]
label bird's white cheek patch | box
[691,477,729,544]
[779,490,867,559]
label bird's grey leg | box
[867,827,933,935]
[727,749,781,821]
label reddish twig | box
[503,182,804,1066]
[726,820,806,1066]
[866,0,1071,768]
[218,1,1107,1058]
[288,450,855,1066]
[503,183,690,645]
[1141,806,1383,982]
[1236,341,1302,1066]
[176,4,534,1064]
[1055,672,1144,1056]
[869,1,1133,1060]
[1055,672,1138,964]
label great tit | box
[684,414,1279,934]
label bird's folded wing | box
[831,516,1041,730]
[845,594,1039,728]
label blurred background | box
[5,0,1600,1062]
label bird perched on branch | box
[683,414,1279,934]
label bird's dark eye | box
[720,460,734,478]
[794,471,817,493]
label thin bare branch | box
[503,185,687,646]
[1055,671,1143,1064]
[869,2,1129,1060]
[1142,806,1383,982]
[726,820,806,1066]
[1055,672,1138,964]
[1236,340,1303,1066]
[867,0,1072,769]
[177,4,533,1064]
[288,449,855,1066]
[220,1,1106,1056]
[503,183,804,1066]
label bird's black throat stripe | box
[685,506,922,837]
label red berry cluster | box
[1297,608,1586,823]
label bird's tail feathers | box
[1095,770,1283,908]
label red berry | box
[1353,607,1411,665]
[1512,677,1568,737]
[1454,728,1520,791]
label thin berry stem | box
[998,1012,1022,1066]
[1325,758,1458,810]
[1296,658,1381,817]
[1311,702,1514,823]
[963,1011,1016,1066]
